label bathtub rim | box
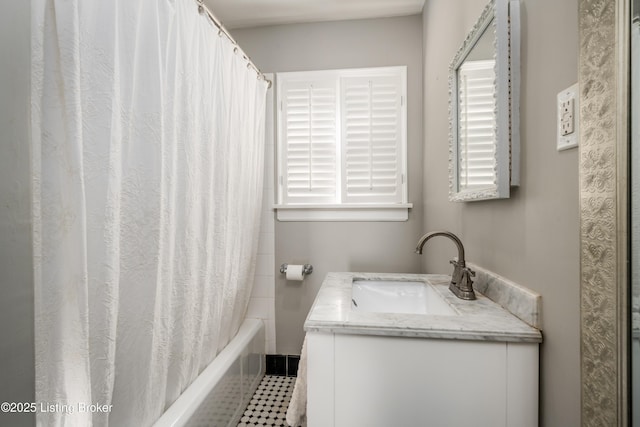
[153,318,265,427]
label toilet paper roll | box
[286,264,305,281]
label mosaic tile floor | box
[237,375,303,427]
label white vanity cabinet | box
[304,272,542,427]
[307,332,538,427]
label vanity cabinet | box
[304,272,542,427]
[307,332,538,427]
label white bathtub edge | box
[153,318,265,427]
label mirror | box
[449,0,520,202]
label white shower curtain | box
[31,0,268,425]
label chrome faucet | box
[415,231,476,300]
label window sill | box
[273,203,413,222]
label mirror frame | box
[579,0,630,425]
[448,0,520,202]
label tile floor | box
[237,375,303,427]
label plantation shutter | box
[341,75,404,203]
[280,79,338,204]
[457,59,497,192]
[277,67,408,214]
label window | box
[275,67,411,221]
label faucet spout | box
[415,231,465,261]
[415,231,476,300]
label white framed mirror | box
[449,0,520,202]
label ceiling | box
[203,0,426,30]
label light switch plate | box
[557,83,579,151]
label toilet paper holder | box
[280,263,313,276]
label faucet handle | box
[454,266,477,300]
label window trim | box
[274,66,411,222]
[273,203,413,222]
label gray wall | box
[233,15,424,355]
[0,1,35,426]
[422,0,580,426]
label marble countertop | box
[304,272,542,343]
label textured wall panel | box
[579,0,627,425]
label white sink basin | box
[351,280,457,316]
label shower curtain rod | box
[196,0,272,89]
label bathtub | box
[154,318,265,427]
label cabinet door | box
[333,334,507,427]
